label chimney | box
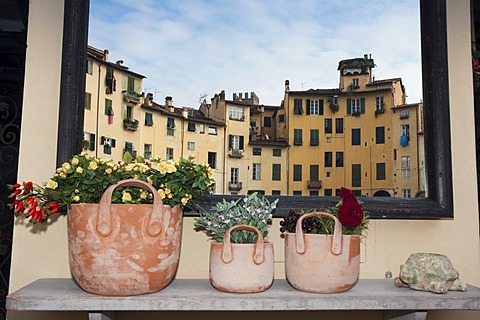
[364,54,368,60]
[165,96,174,112]
[116,60,124,66]
[145,93,154,106]
[103,49,109,62]
[182,107,189,119]
[285,80,290,92]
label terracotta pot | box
[68,179,182,296]
[285,211,360,293]
[210,225,274,293]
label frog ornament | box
[394,253,467,293]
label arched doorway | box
[373,190,391,197]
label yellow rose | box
[165,188,171,195]
[62,162,71,171]
[207,167,214,178]
[76,167,83,174]
[45,180,58,189]
[166,164,176,173]
[140,191,147,199]
[157,189,166,199]
[147,176,153,184]
[71,157,79,166]
[105,168,112,175]
[60,172,67,179]
[181,197,188,205]
[157,162,167,174]
[88,161,97,170]
[73,195,80,202]
[122,191,132,203]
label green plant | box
[280,187,369,236]
[194,193,279,243]
[8,151,215,224]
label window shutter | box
[239,136,244,150]
[319,99,324,115]
[121,104,127,119]
[127,77,135,92]
[347,99,352,114]
[89,133,96,151]
[306,99,311,115]
[85,92,91,109]
[229,135,233,149]
[111,139,116,148]
[361,98,366,113]
[100,136,105,145]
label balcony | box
[228,181,243,191]
[123,118,139,131]
[229,149,244,158]
[122,91,143,104]
[307,180,322,189]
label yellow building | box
[203,91,289,195]
[84,46,146,160]
[283,55,419,197]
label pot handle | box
[97,179,165,238]
[221,224,265,265]
[295,211,343,255]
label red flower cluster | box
[338,187,364,228]
[8,182,59,224]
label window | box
[376,127,385,144]
[229,106,244,120]
[200,124,205,134]
[229,135,244,151]
[86,59,93,75]
[307,99,324,115]
[352,78,359,87]
[336,152,344,167]
[347,98,365,114]
[325,119,332,134]
[273,149,281,157]
[309,191,319,196]
[103,144,111,155]
[310,129,319,146]
[208,152,217,169]
[104,98,113,116]
[402,189,412,198]
[208,126,217,135]
[125,105,133,119]
[293,165,302,181]
[294,129,303,146]
[145,112,153,126]
[167,117,175,136]
[324,152,332,167]
[376,163,386,180]
[101,136,115,155]
[144,144,152,159]
[293,191,302,196]
[310,165,319,181]
[84,132,95,151]
[84,92,91,110]
[253,148,262,156]
[272,164,281,181]
[352,164,361,187]
[375,96,385,111]
[272,190,281,195]
[335,118,344,134]
[187,141,195,151]
[188,122,196,132]
[166,147,174,160]
[127,76,135,93]
[324,189,332,196]
[352,128,361,145]
[332,95,338,105]
[401,124,410,139]
[279,114,285,122]
[400,110,410,119]
[293,99,303,114]
[253,163,261,180]
[124,141,133,155]
[402,156,411,178]
[264,117,272,127]
[326,171,331,177]
[231,167,239,184]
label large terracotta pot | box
[210,225,274,293]
[285,211,360,293]
[68,179,182,296]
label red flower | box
[338,199,364,228]
[339,187,356,202]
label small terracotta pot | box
[68,179,183,296]
[210,225,274,293]
[285,211,360,293]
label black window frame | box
[64,0,452,219]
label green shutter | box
[347,99,352,114]
[361,98,365,113]
[306,99,311,115]
[310,129,319,146]
[239,136,244,150]
[294,129,303,145]
[85,92,91,110]
[319,99,324,115]
[104,99,113,115]
[145,113,153,126]
[127,77,135,93]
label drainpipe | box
[95,63,101,158]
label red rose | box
[338,199,364,228]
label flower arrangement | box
[194,192,279,243]
[9,151,215,224]
[280,187,369,236]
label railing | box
[122,91,143,104]
[228,181,243,191]
[307,180,322,189]
[123,118,139,131]
[229,149,244,158]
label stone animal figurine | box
[394,253,467,294]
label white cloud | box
[89,0,421,107]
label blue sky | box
[88,0,421,108]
